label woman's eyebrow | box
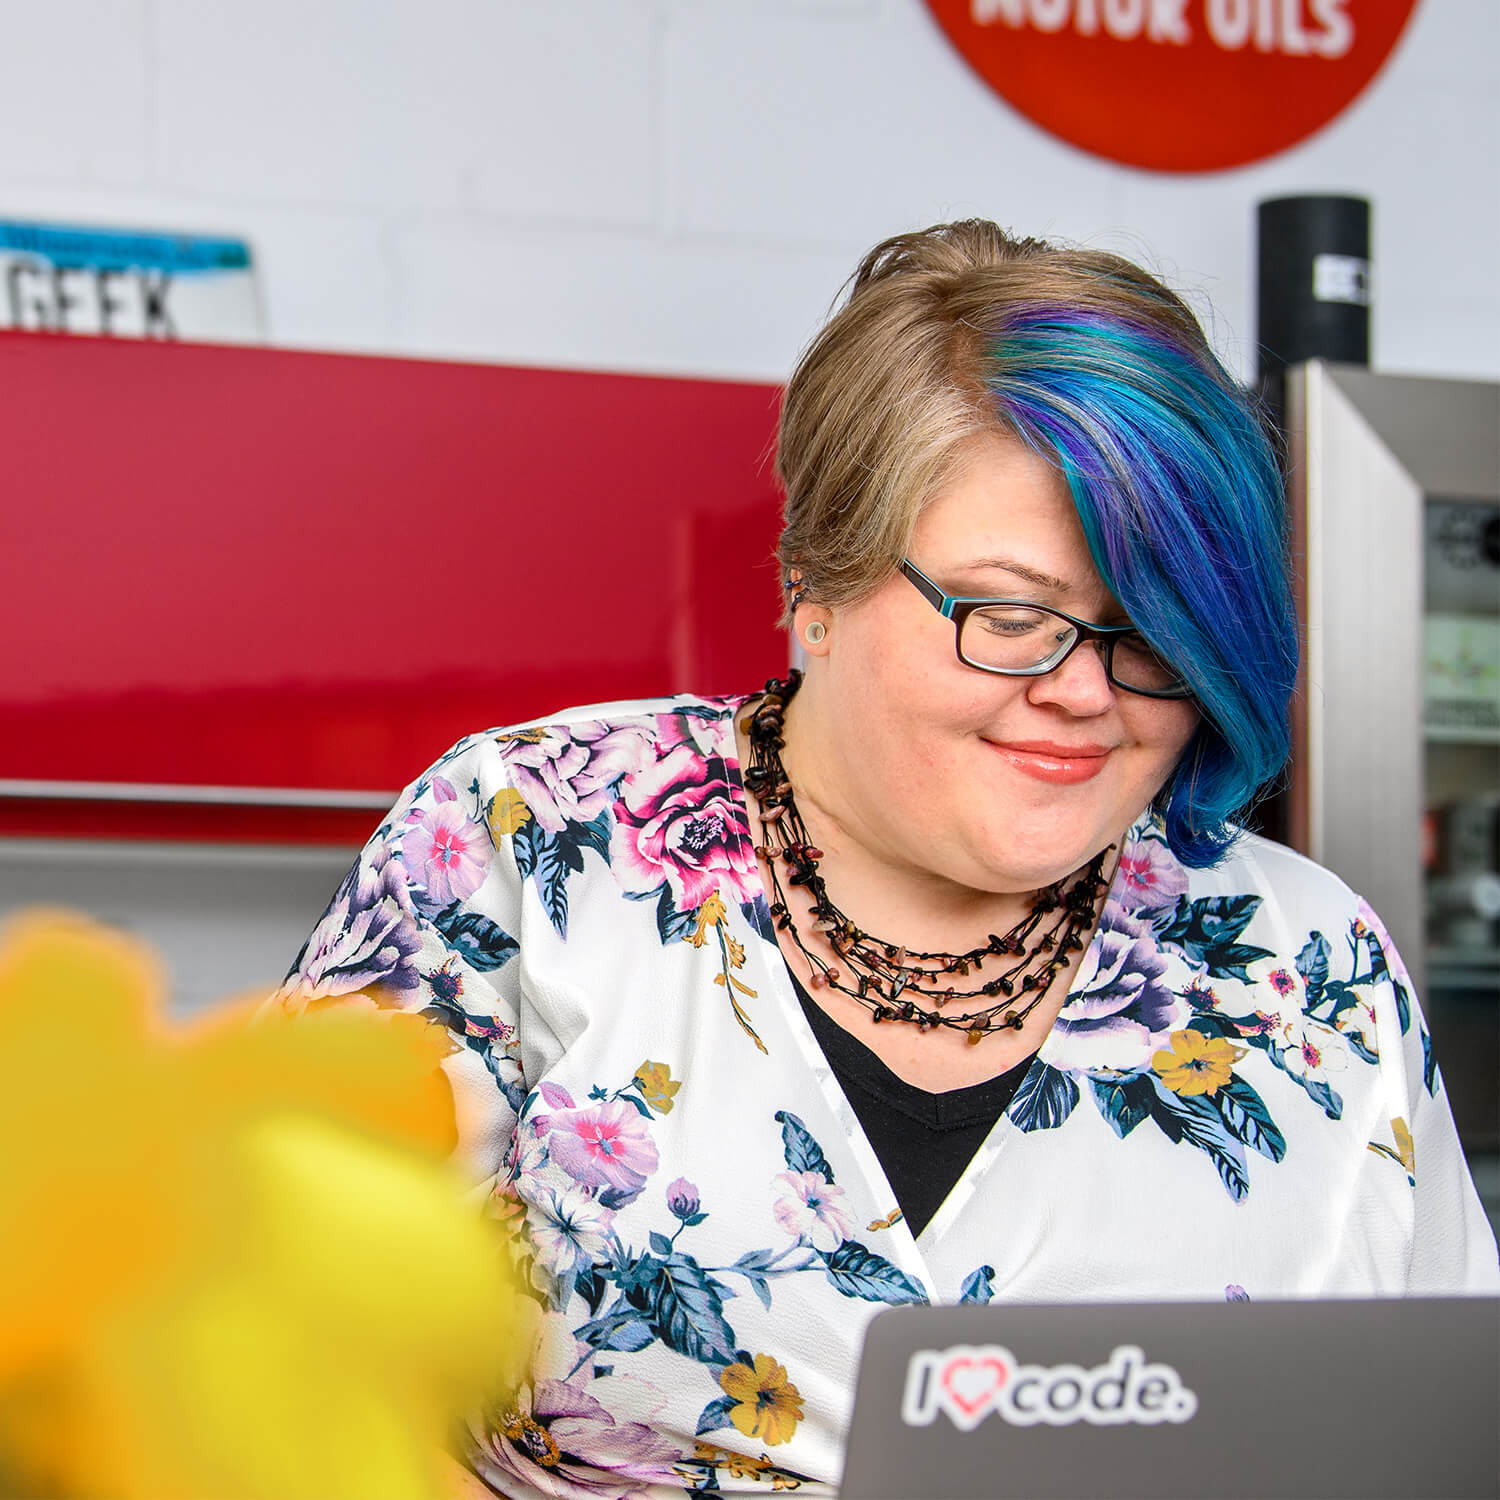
[953,558,1072,592]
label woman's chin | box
[961,820,1120,894]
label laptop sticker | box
[901,1343,1198,1432]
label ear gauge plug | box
[804,621,827,645]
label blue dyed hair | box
[777,221,1299,867]
[981,305,1298,865]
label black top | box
[789,971,1036,1238]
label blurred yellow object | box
[0,909,531,1500]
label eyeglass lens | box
[958,604,1184,694]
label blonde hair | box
[774,219,1212,624]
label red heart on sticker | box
[939,1355,1010,1417]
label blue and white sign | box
[0,220,261,342]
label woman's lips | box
[986,739,1114,784]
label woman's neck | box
[732,686,1116,1091]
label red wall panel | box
[2,333,786,842]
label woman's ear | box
[795,604,833,656]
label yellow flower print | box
[690,889,766,1055]
[688,892,728,947]
[486,787,533,840]
[633,1060,681,1114]
[719,1354,804,1447]
[1152,1028,1247,1097]
[1392,1117,1415,1174]
[1368,1116,1416,1179]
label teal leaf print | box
[1303,1074,1344,1120]
[534,833,571,938]
[576,1303,656,1355]
[729,1248,778,1311]
[1295,933,1331,1007]
[556,830,587,875]
[1315,978,1360,1026]
[625,881,699,944]
[1265,1043,1345,1119]
[430,903,519,971]
[695,1395,739,1437]
[573,810,613,861]
[654,883,697,945]
[773,1110,836,1183]
[1186,1012,1240,1041]
[1394,980,1412,1035]
[958,1266,995,1304]
[628,1251,738,1366]
[649,1231,674,1256]
[1159,894,1272,982]
[1009,1062,1080,1132]
[1361,926,1392,985]
[576,1265,607,1317]
[1213,1075,1287,1162]
[511,816,538,881]
[1089,1072,1154,1139]
[1421,1026,1438,1096]
[822,1241,927,1305]
[1147,1080,1250,1201]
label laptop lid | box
[841,1297,1499,1500]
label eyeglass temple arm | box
[898,558,954,618]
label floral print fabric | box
[277,694,1499,1498]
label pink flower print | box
[610,743,759,911]
[666,1178,701,1220]
[1115,830,1189,914]
[1277,1017,1349,1083]
[281,846,421,1006]
[1356,897,1414,989]
[503,720,655,834]
[1336,999,1380,1058]
[1183,978,1219,1009]
[771,1170,855,1253]
[401,799,489,906]
[1051,908,1186,1072]
[525,1180,615,1280]
[426,959,464,1006]
[471,1371,683,1498]
[1268,968,1297,998]
[547,1099,660,1197]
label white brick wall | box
[0,0,1492,382]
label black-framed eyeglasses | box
[899,558,1192,700]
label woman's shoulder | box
[491,691,745,739]
[1213,829,1358,901]
[413,692,748,783]
[1120,816,1396,976]
[1123,814,1362,918]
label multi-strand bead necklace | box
[740,672,1112,1045]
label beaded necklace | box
[740,671,1113,1045]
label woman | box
[279,220,1498,1498]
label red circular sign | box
[923,0,1421,172]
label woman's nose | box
[1024,639,1116,714]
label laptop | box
[841,1297,1499,1500]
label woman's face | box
[799,430,1200,896]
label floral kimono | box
[278,694,1499,1498]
